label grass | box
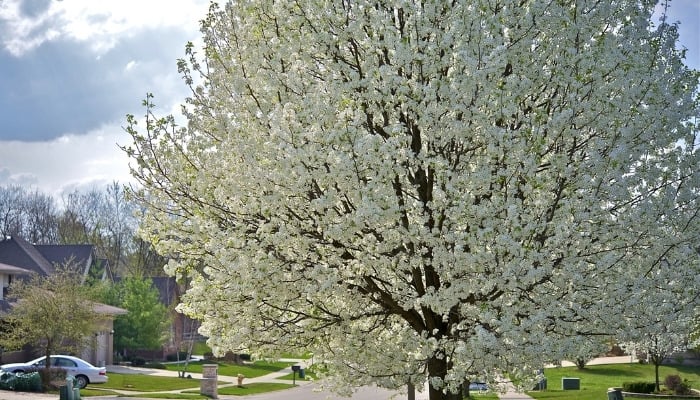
[182,382,295,396]
[80,387,122,397]
[275,351,314,359]
[276,369,317,381]
[72,358,293,398]
[469,394,499,400]
[163,359,292,378]
[96,373,201,392]
[191,341,211,356]
[529,363,700,400]
[113,394,208,399]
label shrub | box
[1,371,43,392]
[622,381,656,394]
[219,352,251,363]
[130,357,146,367]
[144,362,167,369]
[665,375,682,392]
[664,374,692,395]
[165,352,189,362]
[677,380,692,395]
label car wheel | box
[74,375,88,389]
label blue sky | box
[0,0,698,198]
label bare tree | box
[0,186,58,244]
[22,189,59,244]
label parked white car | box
[0,355,107,389]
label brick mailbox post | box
[201,364,218,399]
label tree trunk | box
[654,362,660,392]
[463,380,471,398]
[427,356,462,400]
[651,350,661,392]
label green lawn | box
[469,394,499,400]
[530,364,700,400]
[115,394,208,399]
[182,382,295,396]
[275,351,314,359]
[191,341,212,356]
[96,373,201,392]
[276,370,317,381]
[163,359,292,378]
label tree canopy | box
[104,276,171,354]
[125,1,700,399]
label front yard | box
[530,363,700,400]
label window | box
[53,357,77,368]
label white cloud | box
[0,122,136,198]
[0,0,209,56]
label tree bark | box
[407,382,415,400]
[426,356,462,400]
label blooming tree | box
[124,1,700,399]
[557,335,610,370]
[619,271,699,392]
[625,327,691,392]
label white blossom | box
[124,1,700,399]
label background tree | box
[559,336,610,370]
[125,1,699,399]
[57,184,162,277]
[58,188,107,247]
[0,185,25,237]
[124,236,168,277]
[619,278,697,392]
[104,276,171,356]
[0,185,58,244]
[0,266,102,387]
[101,182,138,275]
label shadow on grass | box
[576,366,645,377]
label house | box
[0,235,125,366]
[0,262,31,305]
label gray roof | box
[35,244,94,277]
[92,302,128,316]
[0,236,55,275]
[0,236,102,284]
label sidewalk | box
[500,390,535,399]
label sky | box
[0,0,698,199]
